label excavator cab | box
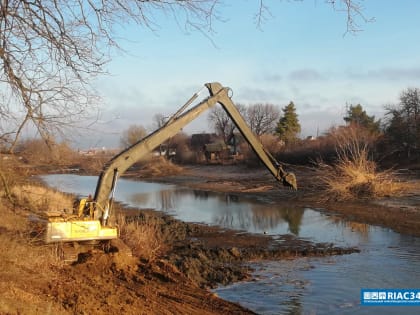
[75,195,94,218]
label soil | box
[1,163,419,315]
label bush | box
[17,138,80,166]
[240,133,284,165]
[137,156,183,177]
[318,147,410,201]
[118,214,166,262]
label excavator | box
[42,82,297,261]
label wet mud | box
[122,209,359,289]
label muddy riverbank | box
[121,208,359,289]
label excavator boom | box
[42,82,296,251]
[205,83,297,190]
[40,82,297,264]
[93,82,297,223]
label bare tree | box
[153,113,167,130]
[0,0,220,152]
[326,0,375,34]
[0,0,369,152]
[385,87,420,156]
[246,103,280,136]
[120,124,147,149]
[255,0,372,33]
[208,103,246,144]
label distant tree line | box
[16,85,419,167]
[207,102,301,144]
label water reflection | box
[129,192,150,206]
[332,218,370,240]
[130,189,176,212]
[127,186,307,236]
[280,208,304,235]
[39,175,372,243]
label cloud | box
[236,86,287,103]
[346,67,420,81]
[288,69,324,81]
[258,72,283,82]
[298,107,344,137]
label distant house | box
[190,133,226,163]
[190,132,245,163]
[152,144,176,157]
[190,133,218,150]
[204,141,230,162]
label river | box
[40,174,420,315]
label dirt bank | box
[121,208,359,289]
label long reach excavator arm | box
[42,82,297,251]
[93,82,297,225]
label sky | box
[77,0,420,149]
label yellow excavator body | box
[41,197,117,244]
[45,219,118,243]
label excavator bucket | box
[282,172,297,190]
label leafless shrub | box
[17,138,80,166]
[317,130,411,201]
[118,214,166,262]
[240,133,284,165]
[327,125,379,161]
[276,125,381,165]
[137,156,183,178]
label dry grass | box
[315,125,413,201]
[118,213,166,261]
[0,233,64,270]
[10,184,74,214]
[138,156,183,178]
[0,200,65,305]
[319,149,411,201]
[0,199,66,315]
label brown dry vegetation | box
[118,213,167,262]
[128,156,184,178]
[317,149,414,201]
[0,197,66,314]
[316,126,416,201]
[0,154,370,315]
[11,184,74,214]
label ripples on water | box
[41,175,420,315]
